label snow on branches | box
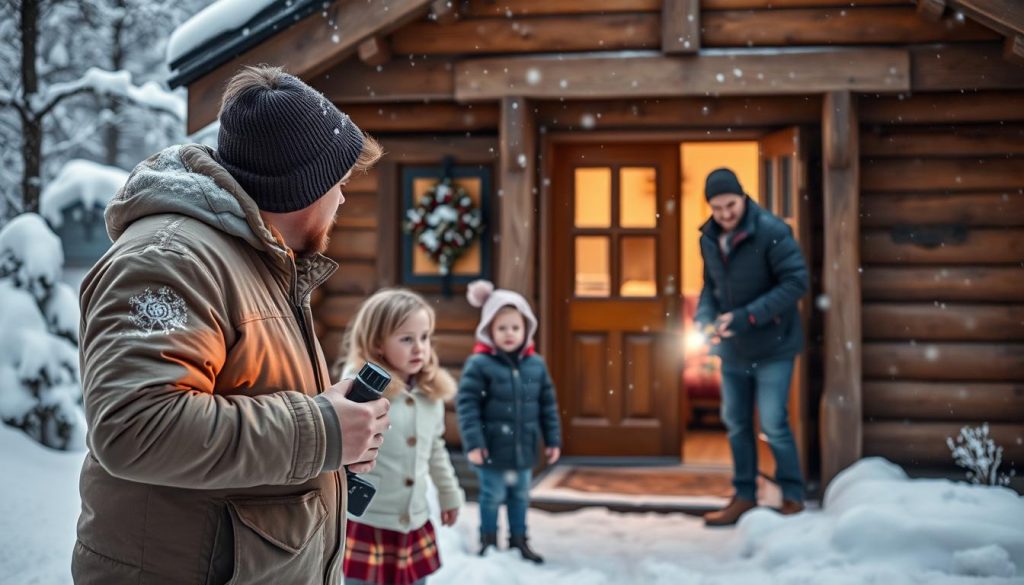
[0,213,85,451]
[947,423,1015,487]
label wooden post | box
[498,96,536,298]
[662,0,700,54]
[820,91,863,491]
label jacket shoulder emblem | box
[126,286,189,337]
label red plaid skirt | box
[343,520,441,585]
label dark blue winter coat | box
[456,347,562,470]
[695,197,809,364]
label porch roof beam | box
[948,0,1024,40]
[184,0,433,134]
[455,49,910,101]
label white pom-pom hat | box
[466,279,538,353]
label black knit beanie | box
[705,167,745,201]
[214,71,364,212]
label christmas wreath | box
[404,176,485,275]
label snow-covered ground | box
[1,424,1021,584]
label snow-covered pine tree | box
[0,0,206,225]
[0,213,85,450]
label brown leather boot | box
[703,497,757,527]
[778,500,805,515]
[478,533,498,556]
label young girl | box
[456,280,562,564]
[342,289,464,585]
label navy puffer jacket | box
[695,197,809,364]
[456,348,561,470]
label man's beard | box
[306,225,332,255]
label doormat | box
[531,465,781,511]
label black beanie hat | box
[214,71,364,212]
[704,168,745,201]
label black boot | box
[478,533,498,556]
[509,534,544,564]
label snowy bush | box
[0,213,85,451]
[947,423,1015,487]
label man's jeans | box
[720,359,805,503]
[475,467,532,537]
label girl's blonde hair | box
[342,288,456,401]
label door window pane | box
[780,155,793,219]
[620,167,657,228]
[575,168,611,228]
[762,159,774,213]
[575,236,610,297]
[620,237,657,297]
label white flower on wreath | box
[419,230,440,251]
[435,183,452,199]
[434,204,459,223]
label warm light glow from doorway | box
[679,142,760,297]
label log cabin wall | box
[858,91,1024,474]
[289,0,1024,471]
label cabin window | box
[762,159,775,214]
[400,164,492,286]
[575,236,610,297]
[780,155,794,219]
[619,167,657,228]
[574,168,612,228]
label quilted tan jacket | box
[73,144,346,585]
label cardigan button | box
[405,397,415,406]
[399,513,410,524]
[405,477,414,487]
[407,436,417,447]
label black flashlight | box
[345,362,390,516]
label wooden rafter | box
[948,0,1024,40]
[662,0,700,54]
[430,0,460,24]
[916,0,945,22]
[358,36,392,67]
[1005,35,1024,65]
[455,49,910,101]
[185,0,433,134]
[916,0,1024,65]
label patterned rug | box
[531,464,781,510]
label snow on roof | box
[40,159,128,228]
[166,0,280,67]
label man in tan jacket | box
[73,66,389,585]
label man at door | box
[695,168,809,527]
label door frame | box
[540,127,815,464]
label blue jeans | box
[720,359,805,503]
[475,467,532,537]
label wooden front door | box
[548,143,681,457]
[758,127,812,479]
